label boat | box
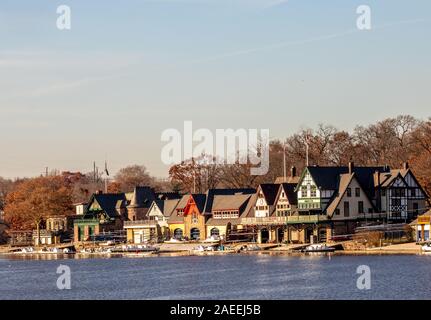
[301,244,335,253]
[202,236,221,244]
[165,238,185,244]
[111,244,159,253]
[421,243,431,253]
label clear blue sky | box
[0,0,430,178]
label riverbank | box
[1,241,426,257]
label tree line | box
[169,115,431,195]
[0,114,430,235]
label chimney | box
[290,166,297,177]
[348,161,354,174]
[403,162,409,170]
[96,190,103,195]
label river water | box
[1,253,430,300]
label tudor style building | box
[376,163,428,221]
[253,184,280,218]
[74,192,127,242]
[292,162,429,242]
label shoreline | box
[1,242,426,258]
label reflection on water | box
[1,254,431,300]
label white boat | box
[202,236,221,243]
[421,243,431,253]
[302,244,335,253]
[165,238,184,243]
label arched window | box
[174,228,183,240]
[190,228,200,240]
[210,227,220,237]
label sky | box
[0,0,430,179]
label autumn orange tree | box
[4,176,74,240]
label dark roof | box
[156,192,181,200]
[259,184,280,205]
[279,183,297,205]
[128,186,156,209]
[203,188,256,213]
[305,166,388,200]
[191,194,207,213]
[86,193,127,219]
[151,199,180,217]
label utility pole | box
[283,142,287,182]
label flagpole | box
[104,158,109,193]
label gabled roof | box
[276,183,298,206]
[377,170,407,188]
[300,166,388,201]
[86,193,127,219]
[150,199,181,217]
[128,186,156,209]
[258,184,280,206]
[175,194,190,211]
[203,188,256,214]
[243,193,258,217]
[410,209,431,225]
[183,194,207,215]
[211,194,252,212]
[325,174,354,217]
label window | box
[301,186,307,197]
[210,228,220,237]
[355,188,360,197]
[358,201,364,214]
[335,209,340,215]
[411,189,416,197]
[192,213,198,224]
[391,198,401,207]
[346,188,352,197]
[381,189,386,197]
[344,202,350,217]
[310,186,317,197]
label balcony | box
[286,215,326,224]
[124,220,158,228]
[240,215,327,225]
